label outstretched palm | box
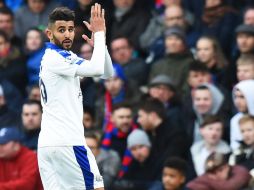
[82,3,106,47]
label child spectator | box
[231,80,254,150]
[230,115,254,172]
[187,152,250,190]
[161,157,188,190]
[237,54,254,82]
[190,115,231,176]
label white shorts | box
[38,146,104,190]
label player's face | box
[111,108,132,133]
[22,104,42,130]
[234,89,248,113]
[240,121,254,146]
[48,20,75,50]
[162,167,185,190]
[130,145,150,163]
[193,89,213,115]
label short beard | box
[52,35,72,50]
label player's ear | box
[45,28,53,41]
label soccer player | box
[37,4,113,190]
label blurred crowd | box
[1,0,254,189]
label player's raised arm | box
[75,3,108,77]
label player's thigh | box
[38,147,61,190]
[51,146,104,190]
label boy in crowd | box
[230,115,254,172]
[237,54,254,82]
[190,115,231,176]
[161,157,188,190]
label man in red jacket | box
[0,127,43,190]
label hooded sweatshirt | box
[193,83,224,143]
[230,80,254,151]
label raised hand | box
[82,3,106,46]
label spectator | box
[95,64,141,128]
[185,83,231,144]
[195,0,238,55]
[79,42,93,60]
[27,84,40,102]
[235,24,254,55]
[187,152,250,190]
[0,84,20,128]
[159,157,188,190]
[107,0,151,51]
[14,0,59,39]
[78,42,97,108]
[140,5,187,53]
[149,26,194,93]
[137,98,190,165]
[101,102,137,159]
[244,6,254,25]
[196,35,228,84]
[21,100,42,151]
[83,105,97,132]
[230,115,254,172]
[236,54,254,82]
[114,129,161,190]
[24,27,46,86]
[85,131,121,190]
[231,80,254,150]
[73,0,93,53]
[110,36,148,87]
[0,30,27,96]
[0,6,22,49]
[0,127,43,189]
[190,115,231,176]
[147,74,182,128]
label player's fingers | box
[95,3,99,18]
[83,21,92,31]
[82,34,90,42]
[91,5,95,19]
[102,8,105,19]
[97,4,101,18]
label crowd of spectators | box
[1,0,254,189]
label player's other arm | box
[75,31,106,77]
[75,3,113,78]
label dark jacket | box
[107,4,151,50]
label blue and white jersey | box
[38,42,86,147]
[38,32,114,147]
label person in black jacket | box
[137,98,190,164]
